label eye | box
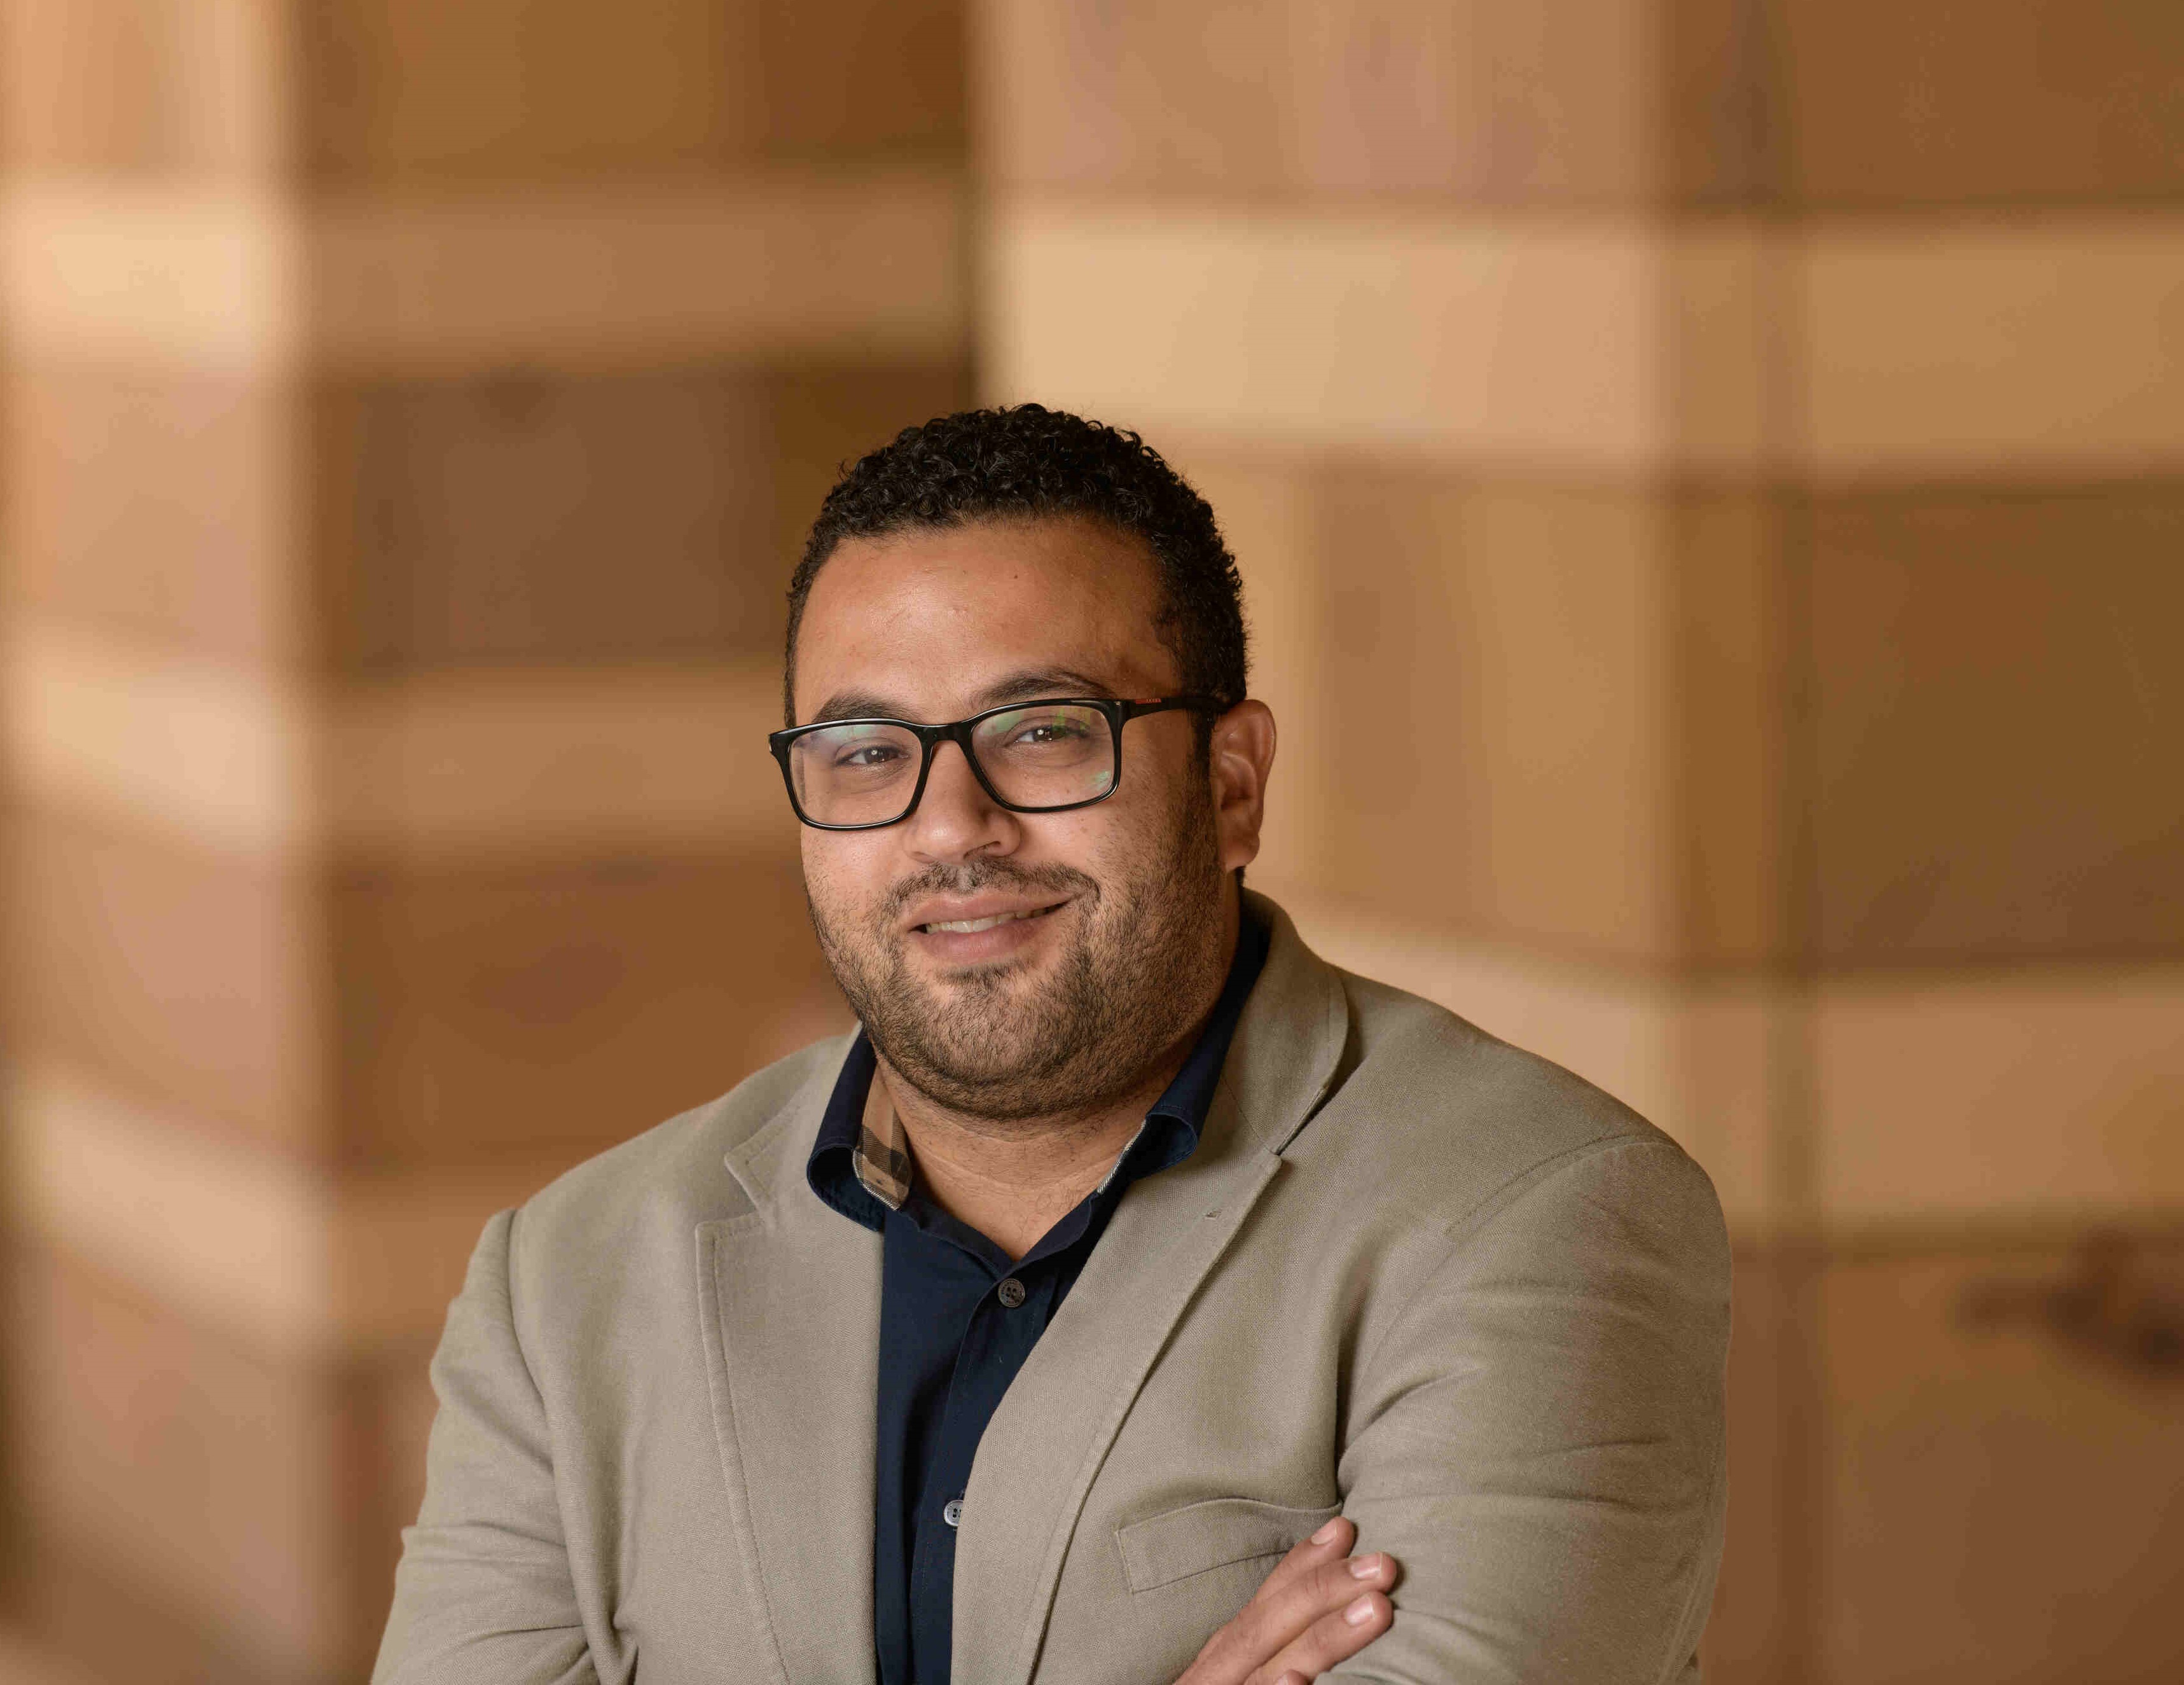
[1002,711,1096,747]
[1009,720,1083,747]
[835,740,908,770]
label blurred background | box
[0,1,2178,1680]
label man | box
[376,406,1730,1685]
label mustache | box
[880,857,1102,924]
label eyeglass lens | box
[785,704,1119,826]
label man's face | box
[790,516,1244,1124]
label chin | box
[912,958,1054,1014]
[920,947,1046,981]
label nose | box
[902,738,1017,863]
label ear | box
[1206,700,1277,873]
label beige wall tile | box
[0,1628,103,1685]
[324,661,789,863]
[1,176,968,378]
[1173,469,1792,971]
[333,848,847,1164]
[345,1351,443,1657]
[8,1539,282,1685]
[1283,0,1656,201]
[307,0,967,178]
[0,0,286,177]
[1811,493,2184,960]
[759,0,965,163]
[1667,989,1781,1235]
[1668,492,1790,963]
[1817,967,2184,1225]
[995,0,1296,192]
[1820,1247,2184,1682]
[321,361,971,673]
[980,0,1658,202]
[1308,473,1678,960]
[1420,483,1676,957]
[1163,453,1333,887]
[1663,222,1795,471]
[307,174,969,377]
[972,0,1135,187]
[1804,217,2184,477]
[6,1065,331,1356]
[985,199,1668,470]
[0,181,298,375]
[1,806,323,1150]
[1701,1244,1809,1682]
[3,1059,567,1357]
[2,369,296,662]
[1783,0,2184,205]
[368,1351,441,1574]
[1664,0,1787,205]
[0,614,313,856]
[299,0,757,178]
[11,1245,347,1676]
[993,205,2184,478]
[317,368,780,667]
[1119,1,1299,191]
[1,620,823,866]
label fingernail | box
[1344,1595,1376,1626]
[1311,1518,1343,1544]
[1349,1553,1382,1578]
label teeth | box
[924,906,1049,934]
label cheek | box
[801,835,887,922]
[1038,777,1186,890]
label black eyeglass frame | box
[767,694,1222,831]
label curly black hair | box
[784,405,1247,727]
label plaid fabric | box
[851,1069,1146,1213]
[854,1075,913,1210]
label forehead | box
[793,516,1173,719]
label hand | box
[1171,1516,1396,1685]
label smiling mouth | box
[914,901,1068,935]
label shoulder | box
[1291,967,1715,1238]
[506,1032,851,1273]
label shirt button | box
[943,1497,964,1529]
[996,1277,1027,1309]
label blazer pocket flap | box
[1116,1497,1343,1593]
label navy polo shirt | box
[805,913,1269,1685]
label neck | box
[872,1053,1182,1261]
[876,901,1241,1261]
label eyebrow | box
[808,667,1122,725]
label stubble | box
[806,783,1228,1124]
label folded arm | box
[1332,1139,1732,1685]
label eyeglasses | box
[768,695,1219,831]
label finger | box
[1243,1516,1354,1609]
[1201,1553,1396,1683]
[1258,1590,1394,1684]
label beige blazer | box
[375,894,1729,1685]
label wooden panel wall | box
[976,4,2184,1682]
[3,4,2180,1681]
[0,3,965,1677]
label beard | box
[805,780,1229,1123]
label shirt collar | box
[806,907,1271,1233]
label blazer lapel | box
[696,1048,884,1685]
[948,899,1353,1685]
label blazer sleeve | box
[373,1209,599,1685]
[1331,1137,1732,1685]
